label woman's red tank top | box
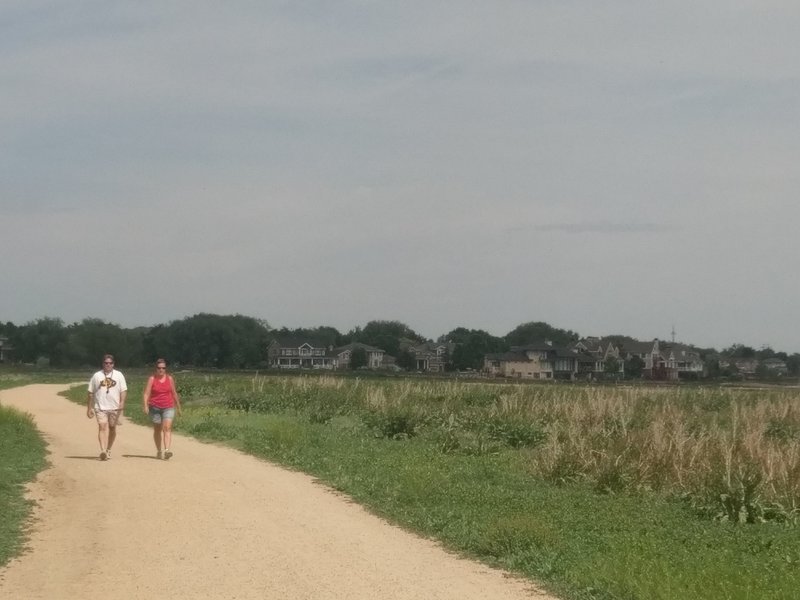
[149,376,174,409]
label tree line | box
[1,314,798,377]
[0,315,578,370]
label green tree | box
[396,349,416,371]
[271,326,342,348]
[65,318,129,367]
[445,328,508,371]
[624,355,645,379]
[786,354,800,377]
[350,346,368,370]
[350,320,424,357]
[148,314,271,368]
[723,344,756,358]
[15,317,68,366]
[704,355,722,379]
[604,356,621,377]
[505,321,578,347]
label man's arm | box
[86,378,95,418]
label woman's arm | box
[171,376,182,416]
[142,376,154,414]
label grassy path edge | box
[0,387,49,568]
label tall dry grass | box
[189,373,800,523]
[509,386,800,523]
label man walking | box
[87,354,128,461]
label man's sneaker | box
[156,451,163,460]
[164,450,173,460]
[100,450,108,461]
[106,450,112,460]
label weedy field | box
[0,370,780,600]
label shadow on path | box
[122,454,161,460]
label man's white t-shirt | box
[88,369,128,411]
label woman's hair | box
[155,358,167,368]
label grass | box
[0,368,88,567]
[0,400,47,566]
[62,373,800,599]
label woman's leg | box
[153,423,163,454]
[162,419,173,458]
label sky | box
[2,1,800,352]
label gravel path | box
[0,384,556,600]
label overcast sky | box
[2,1,799,352]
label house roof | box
[270,338,330,349]
[762,358,787,366]
[510,343,554,353]
[333,342,385,354]
[619,340,655,355]
[485,351,531,362]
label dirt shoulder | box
[0,385,556,600]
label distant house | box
[267,339,388,371]
[761,358,789,376]
[333,342,385,370]
[484,339,600,380]
[718,357,758,378]
[618,339,704,380]
[572,337,622,373]
[401,339,454,372]
[267,339,336,370]
[483,350,544,379]
[0,336,12,363]
[662,343,705,379]
[573,337,706,380]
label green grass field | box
[3,369,799,598]
[60,373,800,600]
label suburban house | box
[482,350,543,379]
[267,339,387,370]
[718,357,758,377]
[718,356,788,378]
[616,339,705,380]
[483,340,600,380]
[267,339,337,370]
[572,337,621,372]
[573,336,618,358]
[484,337,705,381]
[400,339,454,372]
[762,358,789,376]
[0,336,12,363]
[659,342,705,379]
[333,342,385,369]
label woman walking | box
[142,359,181,459]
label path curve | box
[0,385,556,600]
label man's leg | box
[97,421,109,459]
[107,425,117,451]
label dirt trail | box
[0,385,556,600]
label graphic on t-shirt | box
[101,377,117,391]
